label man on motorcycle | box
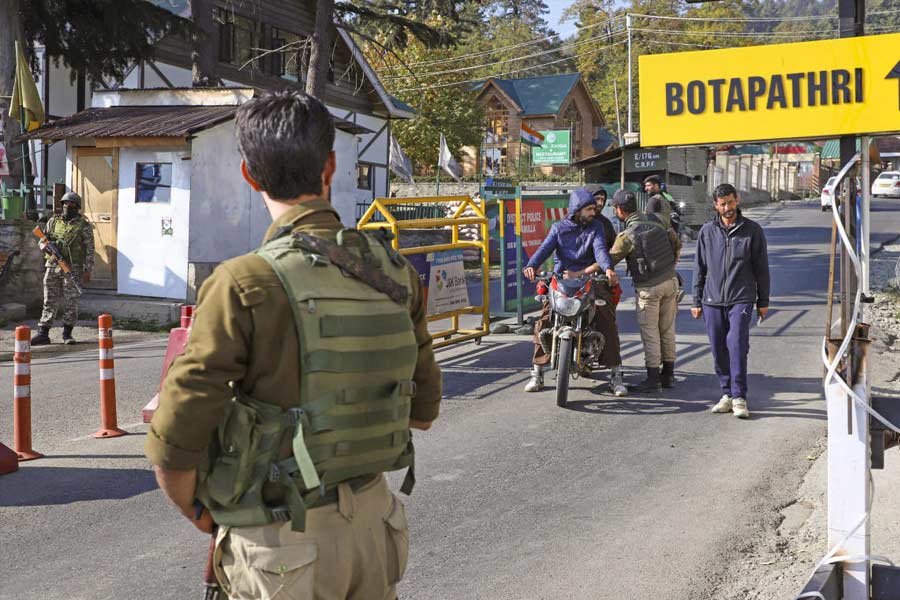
[521,188,621,394]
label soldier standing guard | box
[146,90,442,600]
[31,191,94,346]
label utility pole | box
[829,2,869,599]
[626,13,633,134]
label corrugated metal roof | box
[19,104,375,141]
[477,73,582,116]
[18,105,239,141]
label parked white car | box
[821,176,837,211]
[872,171,900,198]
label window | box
[271,28,305,82]
[357,163,374,190]
[484,96,509,145]
[216,8,261,69]
[562,103,582,162]
[136,163,172,203]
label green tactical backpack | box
[196,228,419,532]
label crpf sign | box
[626,148,667,173]
[639,32,900,146]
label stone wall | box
[391,182,481,199]
[0,219,45,309]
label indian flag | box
[520,124,545,148]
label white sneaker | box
[524,367,544,392]
[610,367,627,397]
[732,397,750,419]
[711,394,733,413]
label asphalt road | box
[2,198,900,600]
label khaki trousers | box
[634,276,679,369]
[215,475,409,600]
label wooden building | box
[473,73,609,175]
[12,0,414,304]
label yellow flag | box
[8,40,45,132]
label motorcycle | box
[535,272,608,408]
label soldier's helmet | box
[60,192,82,207]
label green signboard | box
[531,130,571,165]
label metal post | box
[613,79,624,148]
[860,137,871,307]
[515,189,523,326]
[626,14,633,134]
[831,4,868,592]
[499,198,507,311]
[41,48,50,213]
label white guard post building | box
[18,14,414,310]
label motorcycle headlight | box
[551,290,581,317]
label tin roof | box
[18,105,239,141]
[474,73,582,116]
[17,104,375,142]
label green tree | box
[1,0,188,185]
[566,0,749,135]
[367,32,485,173]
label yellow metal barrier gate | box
[357,196,490,350]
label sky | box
[545,0,579,37]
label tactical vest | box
[625,217,677,288]
[49,216,87,267]
[196,228,418,532]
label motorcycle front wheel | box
[556,337,573,408]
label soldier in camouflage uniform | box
[31,192,94,346]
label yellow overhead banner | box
[639,32,900,147]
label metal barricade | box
[357,196,490,350]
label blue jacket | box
[692,211,770,308]
[526,218,613,274]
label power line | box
[392,39,628,94]
[631,12,837,23]
[642,39,723,49]
[381,30,627,81]
[631,27,834,39]
[374,14,625,70]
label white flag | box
[389,136,414,183]
[438,133,462,181]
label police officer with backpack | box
[145,91,442,600]
[608,190,682,392]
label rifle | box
[32,226,83,294]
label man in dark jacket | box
[691,183,770,419]
[592,188,618,249]
[644,175,676,231]
[522,188,619,392]
[591,187,627,396]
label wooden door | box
[72,147,118,289]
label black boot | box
[31,326,51,346]
[633,367,662,393]
[660,362,675,388]
[62,325,75,345]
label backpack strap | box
[290,232,410,305]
